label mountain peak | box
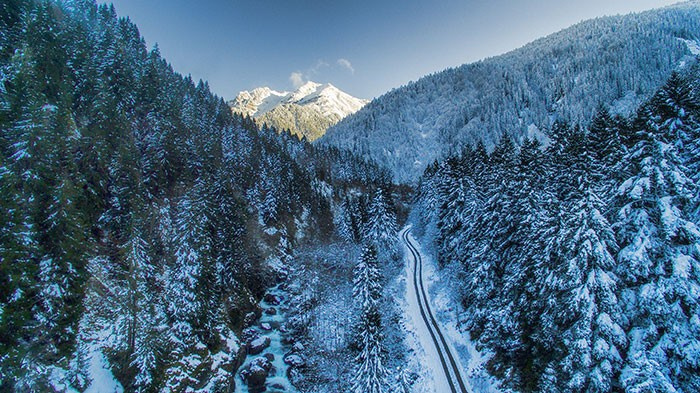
[228,82,369,141]
[289,81,323,102]
[296,80,323,91]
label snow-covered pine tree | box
[542,126,626,393]
[395,367,412,393]
[348,197,367,243]
[336,196,357,243]
[352,245,386,393]
[650,72,699,158]
[435,148,483,270]
[365,188,398,254]
[683,67,700,207]
[588,105,626,200]
[620,351,676,393]
[461,137,518,345]
[615,91,700,393]
[162,184,208,392]
[496,138,554,390]
[649,70,700,224]
[412,161,440,239]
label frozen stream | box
[235,283,299,393]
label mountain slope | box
[0,1,391,391]
[229,81,368,141]
[320,1,700,183]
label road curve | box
[402,228,469,393]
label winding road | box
[402,227,470,393]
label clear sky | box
[103,0,680,100]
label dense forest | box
[323,2,700,182]
[0,1,395,391]
[413,67,700,392]
[3,1,700,393]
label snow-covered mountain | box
[229,81,369,141]
[320,1,700,183]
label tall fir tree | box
[544,126,626,393]
[615,92,700,393]
[365,188,398,253]
[352,245,386,393]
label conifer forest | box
[1,1,700,392]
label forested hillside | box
[5,1,700,393]
[413,66,700,392]
[0,1,392,391]
[322,1,700,183]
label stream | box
[235,283,301,393]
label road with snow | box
[402,227,470,393]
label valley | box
[1,1,699,393]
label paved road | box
[402,228,469,393]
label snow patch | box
[678,37,700,55]
[84,347,124,393]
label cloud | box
[337,58,355,74]
[289,58,353,89]
[310,60,329,75]
[289,71,305,88]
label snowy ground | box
[82,349,124,393]
[400,226,456,393]
[49,342,124,393]
[399,226,500,393]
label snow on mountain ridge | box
[228,81,369,141]
[230,87,287,117]
[289,81,323,102]
[320,2,700,183]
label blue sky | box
[104,0,679,100]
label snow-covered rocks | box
[248,336,271,355]
[283,353,305,368]
[236,283,299,391]
[264,307,277,315]
[244,311,258,328]
[240,356,273,388]
[263,293,281,305]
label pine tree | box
[395,367,411,393]
[545,126,626,393]
[616,92,700,393]
[619,351,676,393]
[649,71,700,223]
[125,227,162,392]
[435,150,482,270]
[461,137,518,344]
[365,188,398,253]
[336,197,356,243]
[588,104,625,199]
[162,186,207,392]
[352,245,386,393]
